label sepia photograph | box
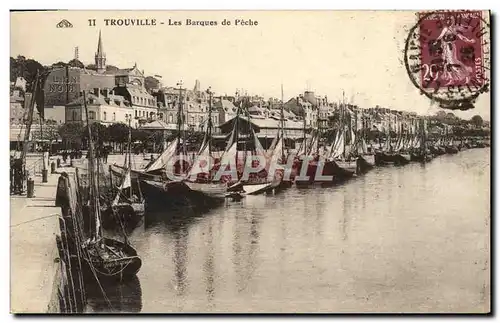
[9,9,490,314]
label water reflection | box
[172,227,189,296]
[203,219,215,304]
[128,149,489,312]
[85,275,142,313]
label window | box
[113,112,116,121]
[135,110,138,118]
[89,111,96,120]
[103,111,107,121]
[140,97,144,105]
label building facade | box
[65,89,134,125]
[154,80,214,132]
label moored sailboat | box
[182,88,229,199]
[102,119,145,229]
[79,91,142,281]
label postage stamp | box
[404,10,490,110]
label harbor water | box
[87,148,490,313]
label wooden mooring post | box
[54,172,88,313]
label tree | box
[471,115,483,128]
[68,59,84,68]
[58,122,84,149]
[10,56,45,91]
[108,123,129,144]
[144,76,160,93]
[81,123,109,146]
[106,65,119,72]
[131,129,151,143]
[51,61,68,69]
[435,110,447,119]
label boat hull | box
[243,181,273,195]
[184,181,228,198]
[445,146,459,154]
[82,238,142,282]
[101,202,145,230]
[334,160,358,176]
[375,152,392,165]
[293,158,354,186]
[394,153,411,165]
[356,155,375,174]
[140,179,190,210]
[410,152,432,163]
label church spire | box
[95,30,106,73]
[97,30,104,55]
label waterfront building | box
[43,31,158,128]
[284,91,320,128]
[213,98,237,126]
[65,88,134,126]
[112,64,158,128]
[218,114,310,149]
[154,80,212,131]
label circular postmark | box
[404,10,490,110]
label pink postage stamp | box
[404,10,490,110]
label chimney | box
[93,88,100,97]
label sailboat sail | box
[251,127,266,157]
[268,135,279,152]
[328,130,341,158]
[187,142,212,178]
[332,130,345,159]
[145,140,178,172]
[112,169,132,206]
[270,135,284,165]
[307,132,319,156]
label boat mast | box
[280,84,285,160]
[20,71,39,188]
[83,91,102,241]
[176,81,185,172]
[302,107,306,154]
[127,117,132,197]
[342,91,346,159]
[315,99,320,156]
[206,87,213,155]
[235,97,240,173]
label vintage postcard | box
[10,10,490,314]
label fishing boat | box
[227,102,278,195]
[79,91,141,281]
[444,137,459,154]
[102,120,145,229]
[390,125,411,166]
[353,112,375,172]
[376,124,397,165]
[328,128,357,177]
[293,130,336,186]
[272,84,293,190]
[183,89,229,199]
[430,138,446,155]
[409,119,433,163]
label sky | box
[10,10,490,120]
